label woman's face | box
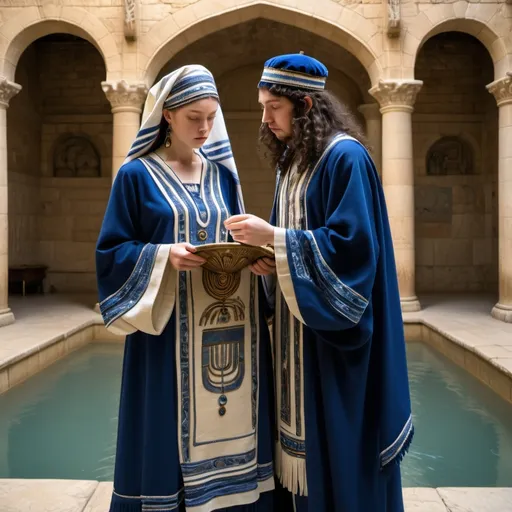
[163,97,219,149]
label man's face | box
[258,88,294,141]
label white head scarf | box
[125,65,244,212]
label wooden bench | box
[8,265,48,296]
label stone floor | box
[0,293,511,511]
[0,294,101,369]
[403,294,512,378]
[0,480,511,511]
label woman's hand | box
[249,257,276,276]
[224,214,275,247]
[169,243,206,271]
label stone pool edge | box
[0,321,123,394]
[404,321,512,405]
[1,314,511,405]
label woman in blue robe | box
[225,54,413,511]
[95,66,277,512]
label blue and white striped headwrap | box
[124,65,244,212]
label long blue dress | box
[96,151,276,512]
[268,134,413,512]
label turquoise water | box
[0,341,511,486]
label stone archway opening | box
[155,18,374,220]
[7,33,112,299]
[413,31,498,297]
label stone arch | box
[408,5,510,80]
[0,6,120,81]
[141,1,382,87]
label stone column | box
[102,80,148,180]
[358,102,382,174]
[369,79,423,313]
[487,75,512,322]
[0,77,21,327]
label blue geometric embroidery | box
[287,229,368,324]
[100,243,158,326]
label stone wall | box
[7,44,42,267]
[7,36,112,293]
[413,32,498,293]
[39,177,110,293]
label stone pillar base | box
[400,296,421,313]
[491,303,512,323]
[0,308,15,327]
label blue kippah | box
[258,53,328,91]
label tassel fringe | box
[109,499,143,512]
[381,424,415,472]
[276,442,308,497]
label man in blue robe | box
[225,53,413,511]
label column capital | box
[369,80,423,113]
[0,77,22,109]
[358,103,381,120]
[102,80,148,114]
[487,74,512,107]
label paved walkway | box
[0,480,511,511]
[403,294,512,378]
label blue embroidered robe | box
[269,135,412,512]
[96,153,276,512]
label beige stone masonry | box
[102,80,148,180]
[487,74,512,323]
[404,5,511,80]
[0,77,21,328]
[0,6,121,82]
[370,79,423,312]
[358,102,382,174]
[140,1,382,86]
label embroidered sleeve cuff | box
[102,244,176,336]
[274,227,305,324]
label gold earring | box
[164,126,172,148]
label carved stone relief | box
[386,0,400,38]
[53,136,101,177]
[124,0,137,41]
[426,136,473,176]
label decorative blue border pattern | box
[142,491,184,511]
[112,488,184,512]
[280,432,306,459]
[380,414,414,467]
[184,469,258,508]
[259,68,326,91]
[257,462,274,482]
[181,449,256,478]
[99,243,158,326]
[287,230,368,324]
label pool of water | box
[0,340,511,486]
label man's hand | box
[224,214,275,247]
[249,257,276,276]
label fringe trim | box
[380,424,414,471]
[276,442,308,497]
[109,501,142,512]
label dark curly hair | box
[258,85,368,175]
